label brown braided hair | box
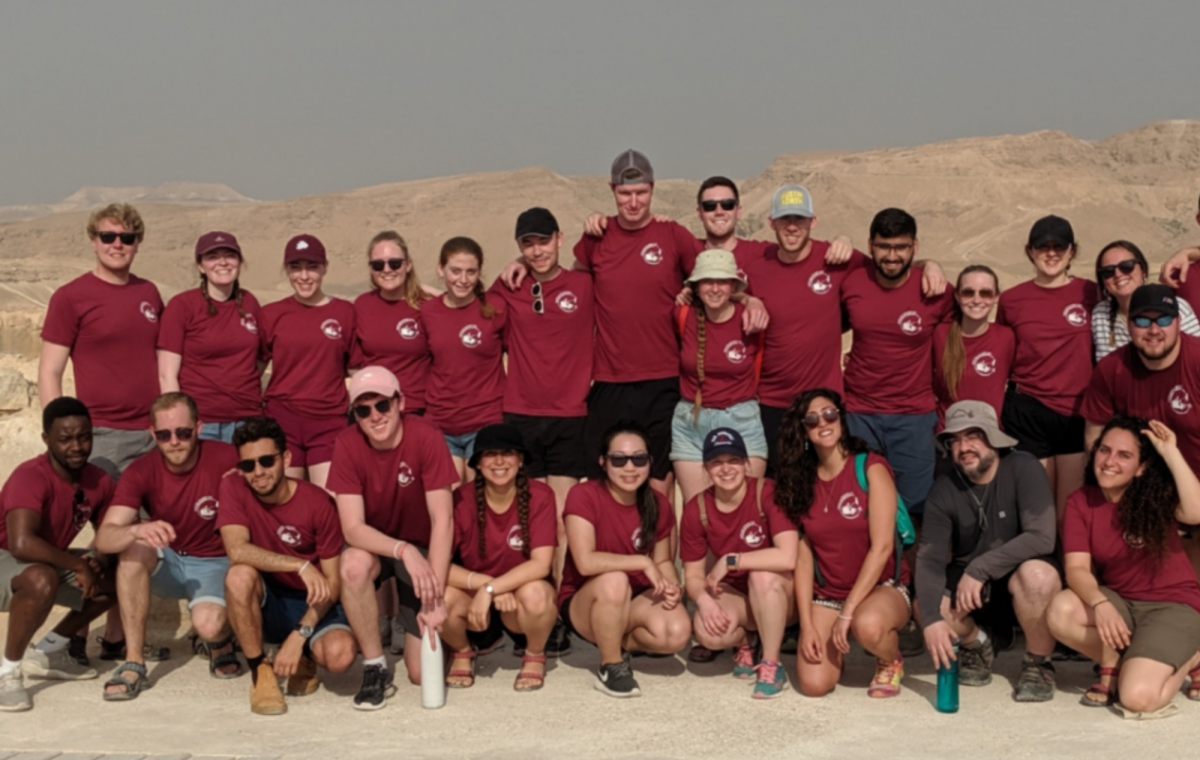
[200,272,247,318]
[942,265,999,400]
[473,458,533,560]
[692,303,707,421]
[439,236,495,319]
[367,230,428,310]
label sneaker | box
[867,655,904,698]
[67,634,89,667]
[250,662,287,716]
[752,659,788,699]
[23,646,98,680]
[732,642,757,680]
[389,616,405,656]
[958,637,995,687]
[0,666,31,712]
[353,663,397,711]
[545,620,572,658]
[1013,654,1056,703]
[898,619,926,658]
[594,654,641,698]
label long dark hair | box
[1094,240,1149,347]
[774,388,870,527]
[473,464,531,560]
[942,265,1000,400]
[1084,415,1177,562]
[600,420,657,556]
[439,236,495,319]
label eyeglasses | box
[353,397,394,419]
[1098,259,1139,280]
[958,288,996,299]
[531,281,544,315]
[871,242,913,254]
[153,427,195,443]
[606,452,651,468]
[1131,314,1176,329]
[802,407,841,429]
[236,454,280,473]
[97,231,138,245]
[369,258,407,273]
[700,199,738,212]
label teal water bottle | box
[936,641,960,713]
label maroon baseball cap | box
[283,234,327,265]
[194,231,242,261]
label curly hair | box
[600,420,658,555]
[473,463,532,560]
[1084,415,1178,563]
[773,388,870,527]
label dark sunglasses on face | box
[1131,314,1176,329]
[236,454,279,473]
[97,231,138,245]
[353,397,394,419]
[369,257,407,273]
[531,281,544,314]
[607,452,651,468]
[154,427,195,443]
[1098,259,1139,280]
[700,199,738,212]
[958,288,996,299]
[802,407,841,429]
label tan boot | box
[286,655,320,697]
[250,662,287,715]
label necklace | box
[956,469,992,528]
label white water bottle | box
[420,627,445,709]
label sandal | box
[514,652,547,692]
[446,650,477,689]
[97,637,170,662]
[687,644,721,664]
[195,633,243,679]
[1186,664,1200,702]
[102,661,151,701]
[1081,666,1120,707]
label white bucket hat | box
[687,249,745,292]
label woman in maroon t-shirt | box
[1048,416,1200,712]
[775,388,912,699]
[442,424,557,692]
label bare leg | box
[4,565,60,660]
[795,605,843,697]
[568,572,633,664]
[748,571,794,662]
[224,564,265,659]
[338,548,383,659]
[692,588,749,652]
[1119,652,1200,714]
[849,585,910,662]
[1046,589,1120,700]
[309,630,356,675]
[545,475,577,585]
[1008,559,1061,658]
[672,460,709,506]
[623,591,691,655]
[307,462,332,492]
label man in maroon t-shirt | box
[1158,191,1200,301]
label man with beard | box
[916,401,1060,702]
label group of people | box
[3,148,1200,719]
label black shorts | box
[503,413,587,479]
[945,565,1016,633]
[559,595,579,639]
[585,378,679,481]
[760,403,788,478]
[1001,387,1086,459]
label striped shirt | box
[1092,297,1200,362]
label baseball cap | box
[468,423,530,469]
[1027,215,1074,249]
[283,234,327,266]
[938,401,1018,450]
[348,366,401,405]
[194,231,242,261]
[702,427,748,463]
[687,249,746,291]
[1129,284,1180,320]
[611,149,654,185]
[515,207,560,239]
[770,184,815,220]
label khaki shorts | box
[1100,587,1200,670]
[0,549,86,613]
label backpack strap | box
[677,304,690,337]
[698,489,709,530]
[854,452,904,584]
[752,477,766,521]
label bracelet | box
[1092,598,1112,610]
[467,572,476,591]
[837,613,853,621]
[392,540,407,560]
[297,560,310,575]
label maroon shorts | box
[265,400,348,468]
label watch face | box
[726,555,737,566]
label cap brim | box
[702,444,749,463]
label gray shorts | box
[91,427,156,481]
[0,549,86,613]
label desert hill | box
[0,182,254,225]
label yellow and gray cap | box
[770,184,815,220]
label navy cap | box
[702,427,748,462]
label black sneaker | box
[352,663,397,711]
[546,621,572,658]
[1013,654,1056,702]
[594,655,641,698]
[958,637,995,687]
[67,635,89,667]
[898,620,926,658]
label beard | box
[955,449,997,482]
[876,257,914,282]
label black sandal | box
[193,633,243,679]
[97,637,170,662]
[102,661,151,702]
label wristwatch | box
[484,584,495,595]
[726,554,738,568]
[295,624,315,640]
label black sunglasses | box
[353,397,394,419]
[700,199,738,212]
[236,454,280,473]
[531,281,544,315]
[1098,259,1139,280]
[97,231,138,245]
[154,427,195,443]
[802,407,841,429]
[606,452,651,468]
[958,288,996,299]
[369,257,407,273]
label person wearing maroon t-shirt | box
[94,393,240,699]
[1093,241,1200,363]
[680,428,798,700]
[775,389,911,699]
[39,204,161,480]
[260,234,355,490]
[997,215,1100,518]
[442,424,557,692]
[1048,417,1200,713]
[561,422,689,698]
[329,366,458,710]
[1157,191,1200,302]
[0,398,116,711]
[158,231,264,444]
[218,416,356,716]
[842,208,954,516]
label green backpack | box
[854,452,916,548]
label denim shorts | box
[198,421,240,444]
[261,582,351,646]
[670,399,768,462]
[150,548,229,608]
[443,430,479,462]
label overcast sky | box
[1,1,1197,206]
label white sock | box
[0,656,19,676]
[974,629,988,646]
[34,632,69,653]
[364,655,387,668]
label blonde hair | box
[87,203,145,241]
[368,230,428,310]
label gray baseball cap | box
[938,400,1018,449]
[770,184,815,220]
[611,149,654,185]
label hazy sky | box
[2,1,1197,206]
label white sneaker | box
[24,646,98,680]
[389,616,405,655]
[0,666,31,711]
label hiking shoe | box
[67,634,89,667]
[752,659,788,699]
[0,666,31,712]
[958,637,995,687]
[353,663,396,711]
[1013,654,1056,703]
[898,619,926,658]
[595,655,641,698]
[389,616,405,655]
[868,655,904,698]
[286,655,320,697]
[24,646,98,680]
[250,662,286,716]
[732,642,757,680]
[545,620,572,658]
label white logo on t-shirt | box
[459,325,483,348]
[396,318,420,340]
[739,521,766,548]
[194,495,218,520]
[139,301,158,323]
[838,493,864,520]
[320,319,343,339]
[640,243,663,266]
[631,527,645,551]
[897,310,922,335]
[277,526,301,546]
[972,352,997,377]
[397,462,415,487]
[808,271,833,295]
[724,340,748,363]
[555,291,578,313]
[1169,385,1193,415]
[1063,304,1088,327]
[240,314,258,334]
[507,524,524,551]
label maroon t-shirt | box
[728,238,775,282]
[842,267,955,415]
[158,289,264,422]
[488,271,594,417]
[0,456,113,552]
[800,453,911,601]
[351,291,432,412]
[1081,336,1200,472]
[1174,261,1200,310]
[111,441,238,558]
[574,219,702,382]
[452,480,558,578]
[260,297,355,418]
[932,323,1016,430]
[421,297,507,436]
[216,477,343,591]
[1062,485,1200,613]
[996,278,1100,417]
[326,415,459,546]
[559,480,675,604]
[679,478,797,593]
[745,245,867,408]
[676,303,759,409]
[41,273,163,429]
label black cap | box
[468,423,530,469]
[1129,284,1180,320]
[1027,215,1075,248]
[702,427,748,463]
[515,207,559,240]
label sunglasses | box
[700,199,738,212]
[1131,314,1176,329]
[153,427,195,443]
[958,288,996,299]
[236,454,280,473]
[606,452,651,468]
[531,281,544,315]
[97,231,138,245]
[1098,259,1139,280]
[353,397,394,419]
[802,407,841,429]
[369,257,407,273]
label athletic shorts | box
[504,412,587,479]
[1001,387,1085,459]
[0,549,88,613]
[1098,587,1200,669]
[443,430,480,462]
[91,427,156,481]
[670,399,767,462]
[374,545,430,637]
[585,378,679,481]
[260,581,350,646]
[150,549,229,608]
[266,400,348,468]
